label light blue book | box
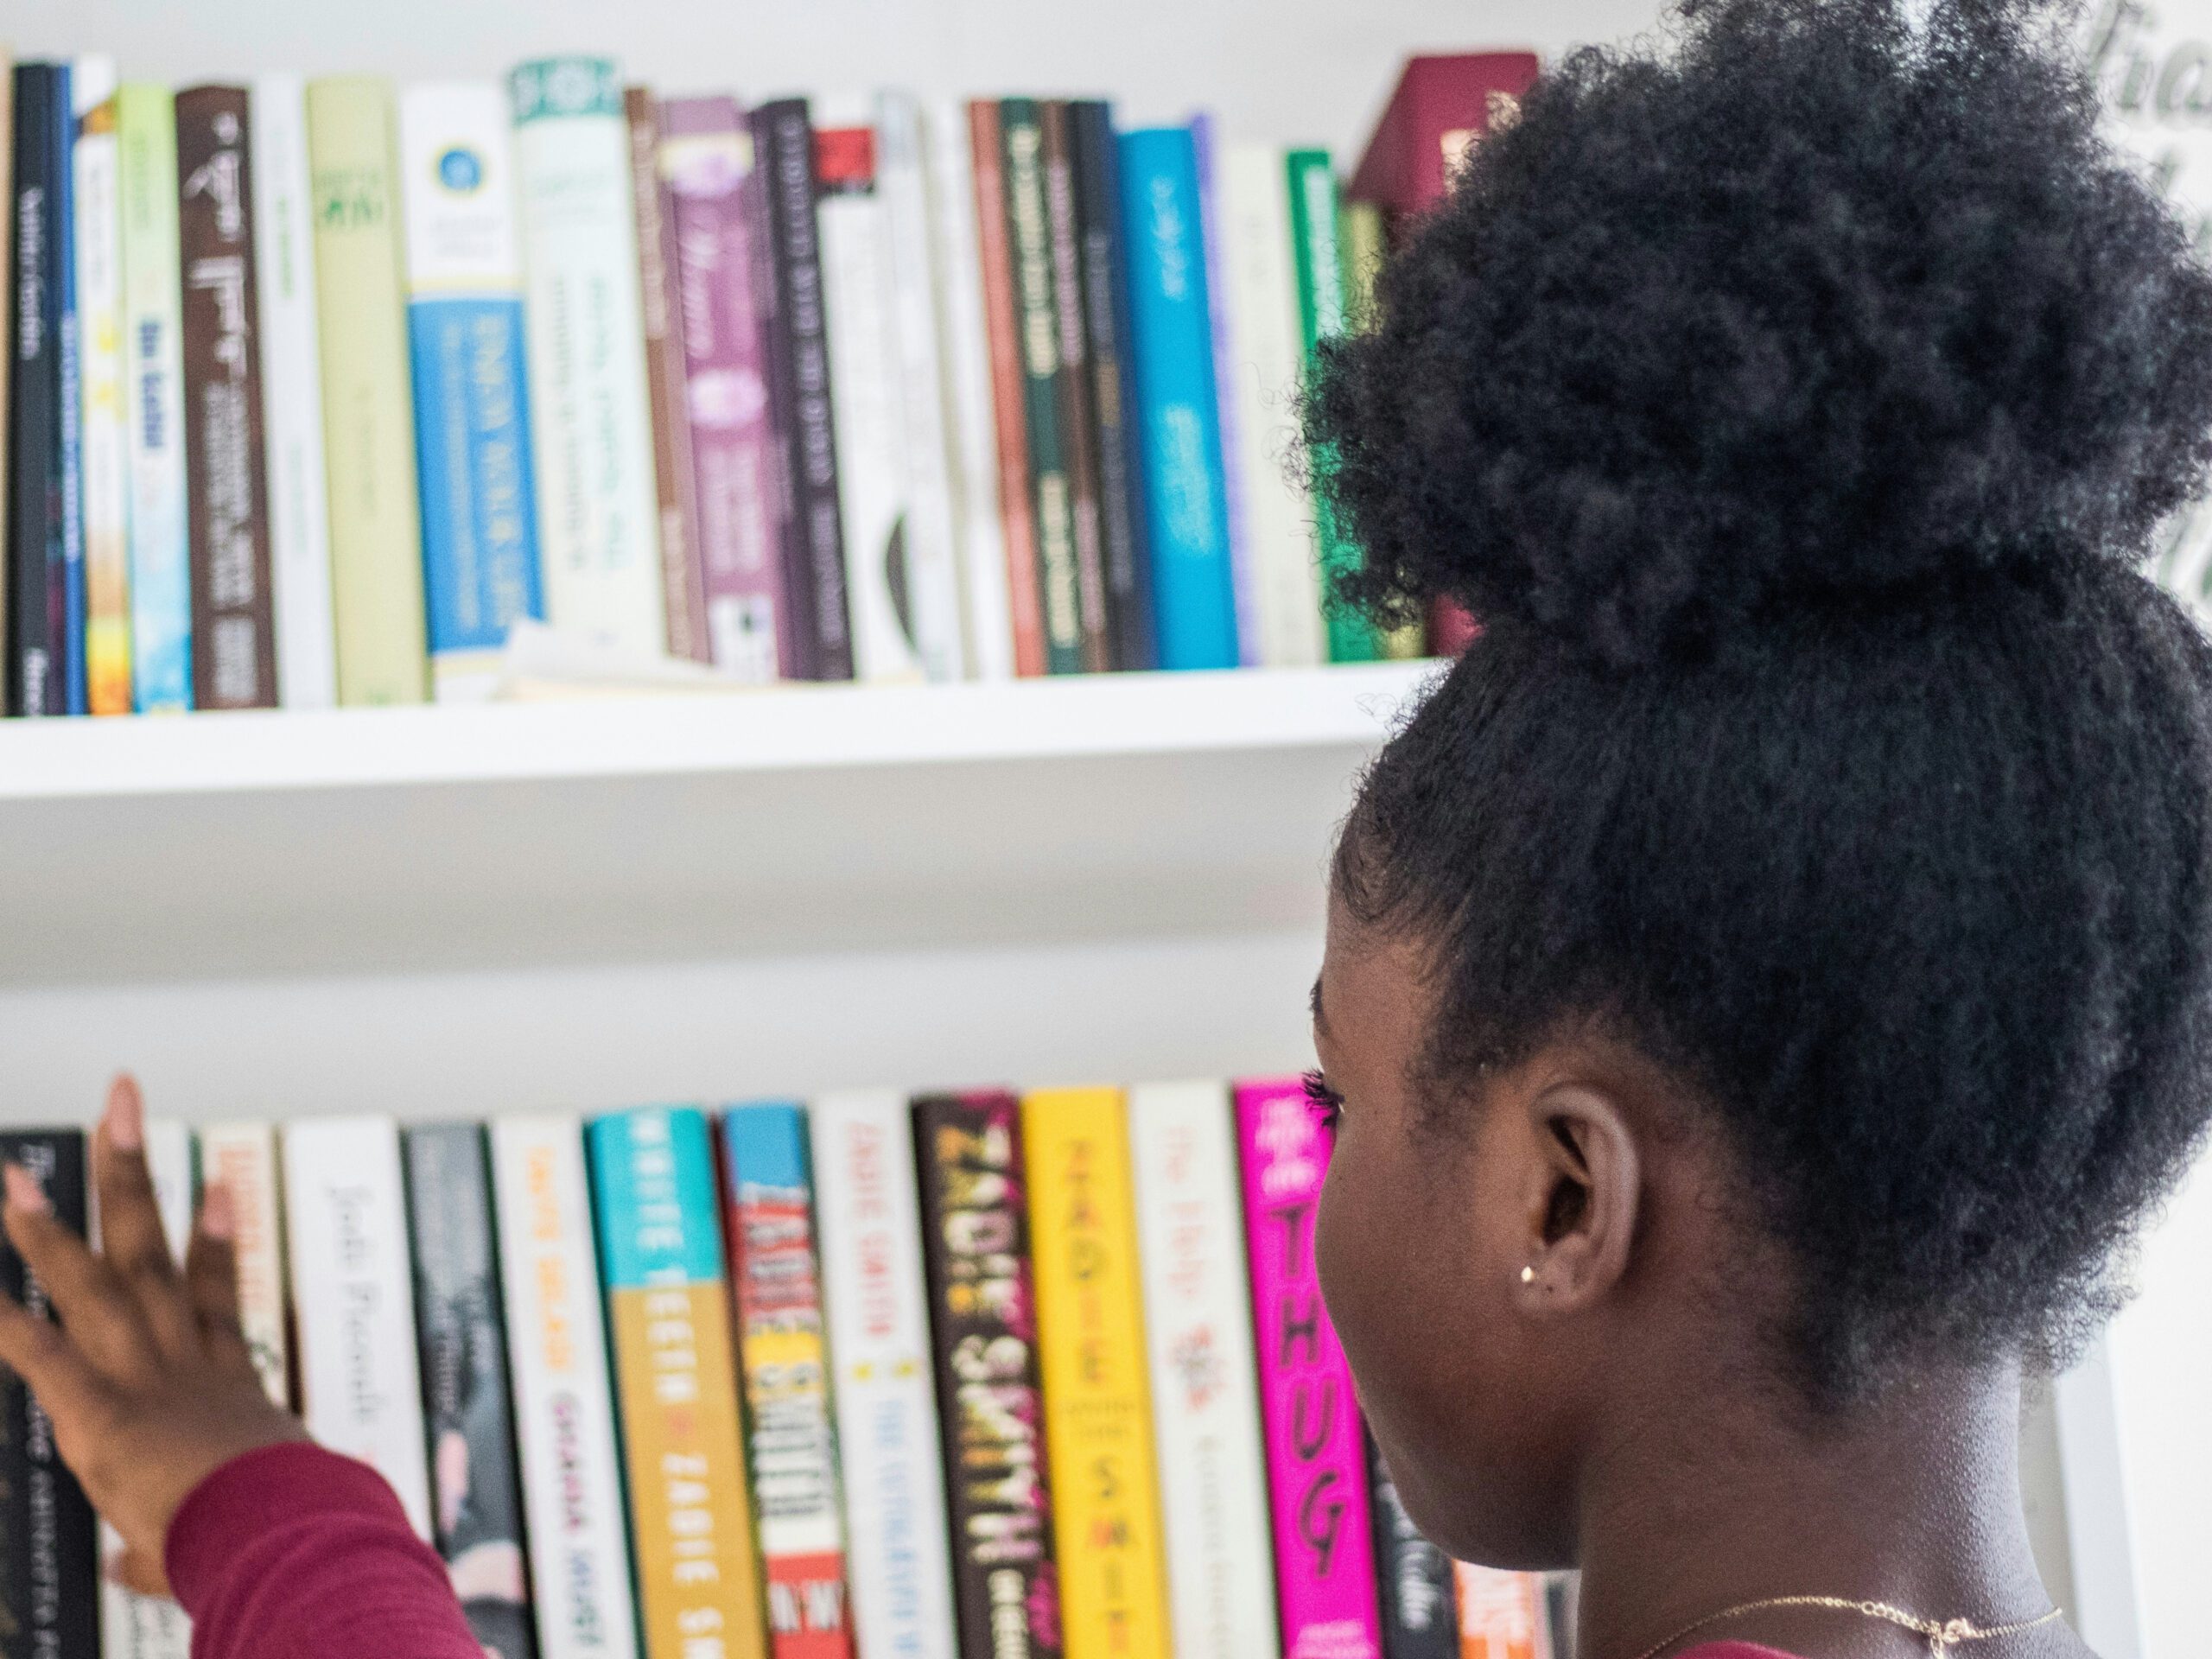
[56,61,86,714]
[1120,126,1238,671]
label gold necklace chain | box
[1624,1593,2066,1659]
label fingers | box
[104,1543,170,1601]
[92,1078,198,1360]
[0,1287,102,1427]
[181,1185,254,1378]
[2,1167,154,1378]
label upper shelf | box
[0,661,1439,985]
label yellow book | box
[1022,1086,1172,1659]
[304,77,428,705]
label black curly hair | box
[1309,0,2212,1397]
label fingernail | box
[4,1166,49,1217]
[105,1077,143,1154]
[199,1182,236,1242]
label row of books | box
[0,50,1536,718]
[0,1084,1570,1659]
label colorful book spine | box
[912,1090,1063,1659]
[625,86,710,666]
[923,100,1014,683]
[305,76,430,706]
[0,51,10,646]
[74,60,131,715]
[1020,1087,1171,1659]
[1452,1566,1548,1659]
[721,1104,855,1659]
[403,1123,538,1659]
[398,82,545,700]
[57,62,85,715]
[1338,200,1424,662]
[117,81,192,713]
[659,96,785,683]
[1038,103,1110,671]
[751,97,852,682]
[281,1115,435,1537]
[0,1131,98,1659]
[10,65,64,716]
[1370,1438,1456,1659]
[251,73,339,710]
[806,1090,959,1659]
[176,84,280,709]
[587,1107,768,1659]
[1126,1082,1280,1659]
[489,1116,642,1659]
[1119,126,1238,672]
[1236,1077,1382,1659]
[198,1121,291,1405]
[1188,113,1261,668]
[507,57,666,657]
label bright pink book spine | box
[1236,1077,1383,1659]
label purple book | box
[1191,111,1262,668]
[661,97,787,683]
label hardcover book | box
[398,82,546,699]
[73,60,131,715]
[176,83,280,709]
[806,1090,959,1659]
[0,52,10,646]
[197,1121,292,1405]
[912,1090,1064,1659]
[1188,113,1261,667]
[489,1116,641,1659]
[57,61,86,715]
[587,1107,768,1659]
[1337,200,1423,663]
[721,1104,855,1659]
[1236,1077,1383,1659]
[1370,1437,1456,1659]
[1037,103,1111,671]
[10,65,65,716]
[1020,1087,1171,1659]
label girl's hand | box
[0,1076,309,1599]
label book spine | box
[305,76,429,707]
[586,1107,768,1659]
[1452,1565,1548,1659]
[397,82,546,701]
[0,51,10,672]
[998,100,1084,677]
[1188,113,1261,669]
[923,100,1013,682]
[806,1090,959,1659]
[508,58,666,658]
[1221,144,1323,668]
[625,87,711,666]
[56,63,84,715]
[197,1120,291,1405]
[1236,1077,1382,1659]
[1038,104,1110,672]
[1126,1082,1280,1659]
[1370,1437,1455,1659]
[720,1103,855,1659]
[912,1090,1064,1659]
[750,98,852,682]
[965,100,1045,678]
[117,82,192,713]
[402,1123,539,1659]
[176,83,280,709]
[876,90,967,685]
[0,1131,98,1659]
[10,66,61,716]
[489,1116,642,1659]
[250,74,338,709]
[1070,101,1156,673]
[74,62,132,715]
[281,1115,435,1536]
[1119,126,1238,672]
[1337,200,1425,662]
[1020,1088,1170,1659]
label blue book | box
[55,62,86,714]
[1119,126,1237,671]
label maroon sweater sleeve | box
[166,1441,482,1659]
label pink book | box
[1236,1077,1383,1659]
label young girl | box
[4,1,2210,1655]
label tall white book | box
[1128,1081,1282,1659]
[1221,144,1325,668]
[489,1115,641,1659]
[281,1116,433,1538]
[506,58,665,658]
[251,74,338,710]
[808,1090,959,1659]
[73,58,132,719]
[199,1121,291,1407]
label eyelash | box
[1302,1069,1344,1130]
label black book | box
[401,1123,538,1659]
[1068,100,1157,672]
[749,98,853,682]
[0,1129,98,1658]
[6,65,63,718]
[1368,1432,1458,1659]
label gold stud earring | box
[1520,1266,1537,1285]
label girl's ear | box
[1513,1084,1640,1313]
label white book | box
[1221,144,1325,668]
[808,1090,958,1659]
[200,1120,292,1406]
[507,58,665,657]
[1128,1081,1281,1659]
[922,99,1013,683]
[73,59,131,719]
[817,100,925,684]
[251,74,338,710]
[489,1115,641,1659]
[281,1116,433,1539]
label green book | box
[1338,199,1422,661]
[1286,148,1381,664]
[305,77,428,706]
